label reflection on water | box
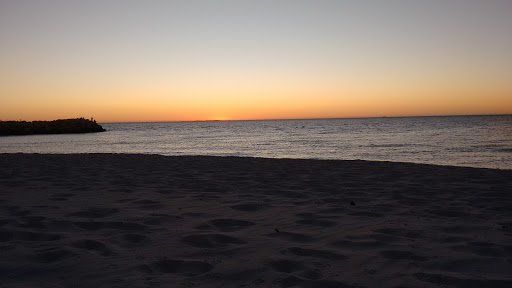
[1,115,511,169]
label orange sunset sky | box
[1,0,511,123]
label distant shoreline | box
[0,118,106,136]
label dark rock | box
[0,118,106,136]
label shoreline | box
[1,153,511,287]
[3,152,511,171]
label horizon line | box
[99,113,511,124]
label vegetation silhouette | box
[0,117,106,136]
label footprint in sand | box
[32,248,75,263]
[347,211,383,218]
[279,275,356,288]
[374,227,421,239]
[51,193,75,197]
[7,206,31,216]
[266,231,314,243]
[270,252,339,281]
[380,250,428,262]
[73,221,148,231]
[67,207,119,218]
[130,199,165,210]
[122,233,150,244]
[270,259,304,273]
[143,259,213,276]
[48,193,76,201]
[331,239,384,250]
[72,239,113,256]
[450,241,507,257]
[17,216,46,229]
[196,219,255,232]
[230,203,270,211]
[135,213,183,225]
[0,229,61,242]
[414,272,512,288]
[295,219,337,227]
[182,233,246,248]
[283,247,347,260]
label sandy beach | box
[0,153,511,288]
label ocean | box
[1,115,511,170]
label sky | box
[1,0,511,122]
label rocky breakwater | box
[0,118,106,136]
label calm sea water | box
[1,115,511,170]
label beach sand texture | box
[0,154,511,288]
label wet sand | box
[1,153,511,287]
